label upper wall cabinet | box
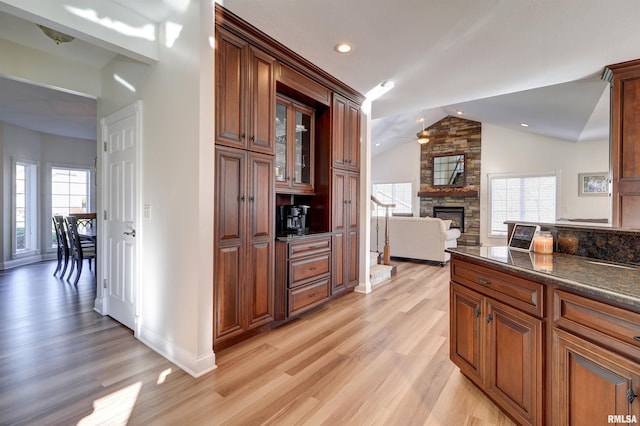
[332,93,361,171]
[215,27,275,155]
[275,95,315,194]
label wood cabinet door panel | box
[215,147,245,242]
[248,153,274,239]
[450,282,483,384]
[347,173,359,229]
[332,94,347,168]
[332,171,346,231]
[248,46,275,154]
[332,233,345,293]
[247,240,273,328]
[553,328,640,426]
[215,246,243,340]
[486,299,542,425]
[346,229,359,288]
[347,102,360,170]
[215,29,247,148]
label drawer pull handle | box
[478,278,491,285]
[486,314,493,323]
[309,266,317,271]
[634,336,640,342]
[475,307,481,318]
[628,388,638,404]
[308,293,316,298]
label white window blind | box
[489,173,557,236]
[372,182,413,216]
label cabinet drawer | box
[290,253,330,287]
[289,237,331,259]
[554,289,640,361]
[451,258,544,317]
[288,278,330,316]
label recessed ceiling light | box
[334,42,353,54]
[456,110,464,115]
[375,143,381,147]
[520,123,529,127]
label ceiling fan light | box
[38,25,75,45]
[416,129,430,144]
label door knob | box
[124,230,136,237]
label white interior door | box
[101,102,141,330]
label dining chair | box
[64,216,96,286]
[52,215,70,277]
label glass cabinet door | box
[294,109,312,185]
[275,101,287,183]
[275,95,315,193]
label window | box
[372,182,413,216]
[489,172,557,236]
[51,167,91,247]
[15,161,38,255]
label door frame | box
[94,101,143,336]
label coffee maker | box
[277,205,310,235]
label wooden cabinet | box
[553,289,640,424]
[215,27,275,155]
[214,146,275,348]
[331,169,359,293]
[332,93,360,171]
[606,59,640,228]
[553,328,640,425]
[275,95,315,194]
[450,258,543,426]
[275,234,331,319]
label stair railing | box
[371,195,396,266]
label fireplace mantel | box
[418,188,478,198]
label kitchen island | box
[448,246,640,426]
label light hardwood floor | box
[0,260,514,425]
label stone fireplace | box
[418,116,481,246]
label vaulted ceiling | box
[0,1,638,151]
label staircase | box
[370,195,397,287]
[370,252,395,286]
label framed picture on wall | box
[578,172,609,196]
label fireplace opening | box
[433,206,465,233]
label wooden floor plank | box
[0,260,515,425]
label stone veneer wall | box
[420,116,481,246]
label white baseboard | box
[138,324,217,378]
[1,254,44,270]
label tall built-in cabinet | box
[331,94,361,294]
[214,22,276,349]
[214,4,364,349]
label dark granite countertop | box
[448,246,640,311]
[275,231,333,242]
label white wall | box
[371,141,421,217]
[97,0,215,377]
[481,124,609,245]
